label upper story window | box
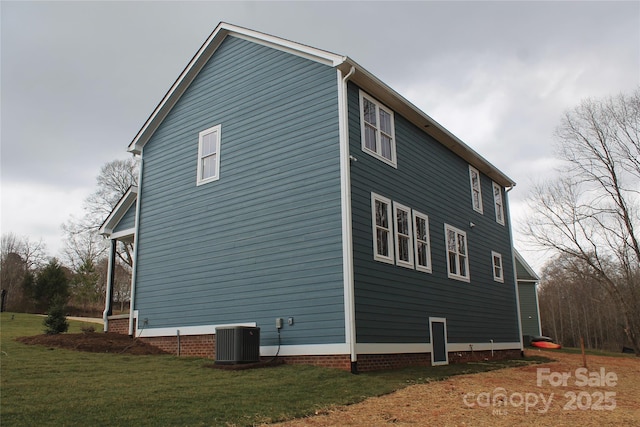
[492,251,504,283]
[197,125,221,186]
[371,193,394,264]
[445,224,470,282]
[469,166,483,213]
[360,90,396,167]
[393,202,414,269]
[413,211,432,273]
[492,181,505,225]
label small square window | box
[197,125,221,185]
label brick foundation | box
[106,317,131,335]
[356,352,432,372]
[107,322,521,371]
[141,334,216,358]
[272,354,352,371]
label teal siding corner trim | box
[134,36,344,347]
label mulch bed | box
[16,332,169,355]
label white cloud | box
[1,182,91,258]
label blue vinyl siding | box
[112,202,136,233]
[349,82,520,344]
[134,36,344,346]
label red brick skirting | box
[272,354,352,371]
[356,352,431,372]
[142,334,216,358]
[107,322,521,371]
[107,317,130,335]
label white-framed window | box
[360,90,396,167]
[413,211,432,273]
[197,124,221,185]
[371,193,394,264]
[393,202,414,269]
[492,181,505,225]
[445,224,470,282]
[469,166,483,213]
[492,251,504,283]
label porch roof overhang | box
[99,186,138,239]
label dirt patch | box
[16,332,169,355]
[267,350,640,427]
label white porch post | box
[103,239,117,331]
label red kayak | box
[531,341,561,349]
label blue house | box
[100,22,523,372]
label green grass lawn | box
[1,313,550,426]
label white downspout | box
[534,280,543,336]
[337,66,357,372]
[128,153,144,336]
[505,186,524,352]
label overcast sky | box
[2,1,639,270]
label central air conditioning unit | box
[215,326,260,364]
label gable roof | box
[514,249,540,282]
[99,186,138,237]
[128,22,515,188]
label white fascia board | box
[128,22,345,154]
[356,342,521,354]
[109,228,136,241]
[99,186,138,237]
[356,343,432,354]
[225,23,345,67]
[260,343,349,357]
[136,322,257,338]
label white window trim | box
[371,193,394,264]
[492,181,505,225]
[359,90,397,168]
[492,251,504,283]
[393,202,414,269]
[412,210,432,273]
[469,165,483,214]
[444,224,470,282]
[197,124,221,186]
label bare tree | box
[62,157,138,269]
[525,88,640,354]
[1,233,48,311]
[538,254,625,351]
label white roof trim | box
[127,22,514,187]
[514,249,540,281]
[99,186,138,237]
[128,22,344,154]
[338,58,515,187]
